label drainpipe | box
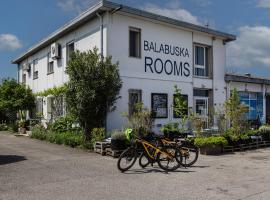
[17,64,20,83]
[96,12,104,58]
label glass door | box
[194,97,209,127]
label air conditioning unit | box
[23,63,31,72]
[51,42,60,59]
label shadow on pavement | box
[123,167,196,174]
[0,155,27,165]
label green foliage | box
[31,124,84,148]
[173,85,188,131]
[224,88,249,137]
[161,122,180,134]
[90,128,105,145]
[50,116,80,133]
[0,123,8,131]
[35,85,66,97]
[124,103,154,137]
[0,79,35,113]
[65,48,122,141]
[259,125,270,141]
[194,136,228,148]
[111,130,127,141]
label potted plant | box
[111,131,128,151]
[18,120,27,134]
[195,136,228,155]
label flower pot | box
[199,145,223,155]
[19,127,27,134]
[111,139,127,150]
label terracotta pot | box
[19,127,27,134]
[200,145,223,155]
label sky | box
[1,0,270,79]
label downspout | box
[96,12,104,58]
[17,64,20,83]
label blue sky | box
[1,0,270,79]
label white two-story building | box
[13,0,238,131]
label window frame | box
[128,89,142,116]
[129,27,141,58]
[22,74,26,84]
[47,52,54,75]
[194,44,209,77]
[33,59,39,80]
[66,41,75,65]
[151,93,168,119]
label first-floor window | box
[194,97,208,117]
[47,61,54,74]
[151,93,168,118]
[194,44,210,77]
[66,41,75,65]
[36,98,43,115]
[128,89,142,116]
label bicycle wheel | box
[157,146,181,171]
[117,147,137,172]
[139,152,150,168]
[180,145,199,167]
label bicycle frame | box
[136,139,174,161]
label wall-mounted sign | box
[151,93,168,118]
[144,40,191,78]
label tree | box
[0,79,35,120]
[65,48,122,141]
[173,85,188,132]
[224,88,248,137]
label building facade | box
[13,0,238,131]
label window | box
[47,52,54,74]
[194,45,209,77]
[173,94,188,118]
[129,27,141,58]
[33,59,38,79]
[151,93,168,118]
[22,74,26,83]
[128,89,142,116]
[194,98,208,116]
[66,42,74,64]
[238,91,263,121]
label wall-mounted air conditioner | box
[51,43,61,59]
[23,63,31,72]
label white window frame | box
[194,97,208,117]
[66,41,75,65]
[129,27,141,58]
[47,52,54,74]
[194,45,206,69]
[33,59,39,79]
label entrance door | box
[266,96,270,123]
[194,97,209,127]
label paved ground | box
[1,132,270,200]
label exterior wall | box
[18,16,107,92]
[106,13,227,131]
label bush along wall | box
[195,136,228,155]
[30,117,106,149]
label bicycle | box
[117,134,182,172]
[139,136,198,168]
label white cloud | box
[257,0,270,8]
[143,2,200,25]
[227,26,270,69]
[189,0,212,7]
[57,0,96,13]
[0,34,22,51]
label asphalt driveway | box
[1,131,270,200]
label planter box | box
[199,145,223,155]
[111,139,127,151]
[19,127,27,134]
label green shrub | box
[62,132,83,147]
[50,116,80,133]
[90,128,105,145]
[7,123,18,133]
[111,131,126,141]
[195,136,228,148]
[30,125,47,140]
[0,123,9,131]
[161,122,180,134]
[259,125,270,141]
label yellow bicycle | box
[117,135,181,172]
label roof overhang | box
[225,74,270,85]
[12,0,236,64]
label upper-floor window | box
[33,59,38,79]
[194,45,210,77]
[129,27,141,58]
[66,42,74,65]
[47,52,54,74]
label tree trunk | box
[84,122,92,142]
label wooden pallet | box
[106,148,124,158]
[94,142,111,156]
[223,140,270,153]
